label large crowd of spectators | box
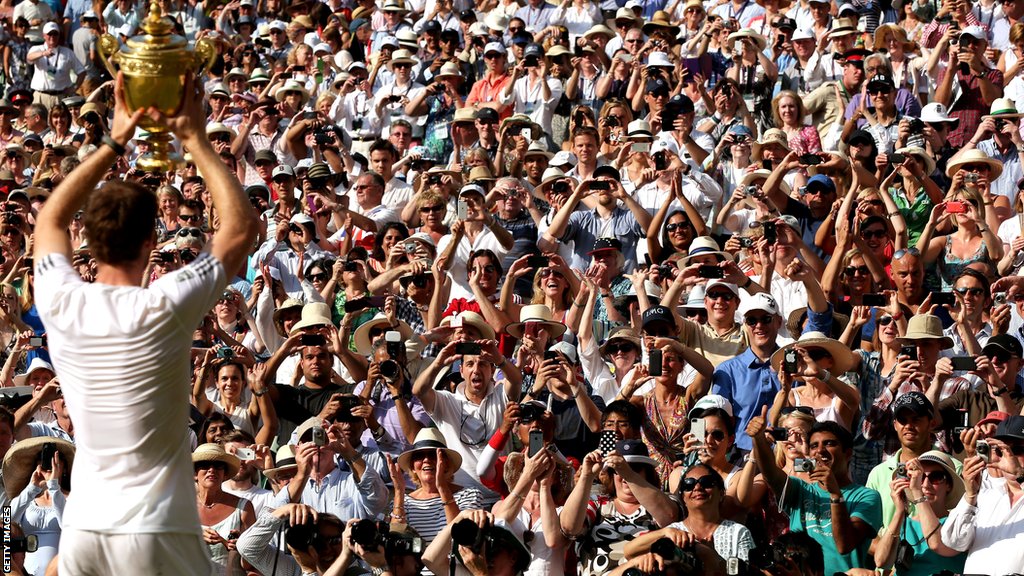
[2,0,1024,574]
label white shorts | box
[58,529,216,576]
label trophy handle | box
[97,34,121,78]
[193,38,217,76]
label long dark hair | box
[373,222,410,261]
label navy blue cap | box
[646,77,669,94]
[806,174,836,193]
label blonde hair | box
[773,410,816,469]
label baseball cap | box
[272,164,295,178]
[254,149,276,164]
[551,151,577,168]
[867,73,896,92]
[983,333,1024,358]
[524,43,545,59]
[893,391,933,419]
[475,108,499,123]
[459,184,486,198]
[646,78,669,94]
[588,237,622,254]
[548,341,578,364]
[705,280,739,297]
[484,41,507,55]
[592,165,620,181]
[959,25,987,43]
[641,305,675,329]
[993,415,1024,442]
[43,22,60,35]
[805,174,836,194]
[977,411,1012,427]
[687,394,735,420]
[738,292,780,317]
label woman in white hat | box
[193,443,256,576]
[406,62,463,164]
[726,29,777,132]
[501,254,579,335]
[915,185,1002,290]
[874,452,967,574]
[5,437,74,576]
[769,332,860,429]
[388,428,483,543]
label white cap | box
[240,0,254,5]
[269,20,287,31]
[646,52,672,68]
[380,35,400,49]
[313,42,332,54]
[484,41,507,55]
[551,151,577,167]
[43,21,60,35]
[920,102,957,124]
[272,164,295,178]
[706,280,740,296]
[792,28,814,41]
[82,10,97,19]
[687,394,735,420]
[960,25,987,42]
[738,292,780,317]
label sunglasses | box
[781,406,814,416]
[705,291,736,302]
[893,247,920,260]
[744,314,774,326]
[877,315,896,326]
[393,62,412,69]
[407,275,431,288]
[685,308,708,318]
[987,351,1017,363]
[420,204,444,213]
[538,268,563,279]
[699,429,727,441]
[176,227,203,239]
[844,265,870,276]
[954,287,985,297]
[180,214,201,223]
[209,134,230,143]
[861,229,887,240]
[921,471,949,484]
[308,272,330,282]
[665,222,691,233]
[196,461,227,471]
[680,475,721,492]
[605,342,636,355]
[869,87,892,96]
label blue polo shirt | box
[711,347,781,451]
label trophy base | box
[135,134,182,173]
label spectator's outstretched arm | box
[35,74,145,260]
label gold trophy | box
[97,1,216,172]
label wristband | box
[488,428,509,450]
[101,135,126,156]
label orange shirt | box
[466,72,514,121]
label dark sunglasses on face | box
[955,287,985,297]
[180,213,201,223]
[289,224,305,235]
[680,475,721,492]
[309,272,330,282]
[685,308,708,318]
[987,351,1016,363]
[665,222,691,233]
[420,204,444,213]
[605,342,636,355]
[176,227,202,238]
[921,471,949,484]
[781,406,813,416]
[877,315,895,326]
[861,228,887,239]
[209,134,230,143]
[844,265,870,276]
[706,291,736,302]
[744,314,773,326]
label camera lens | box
[451,519,480,547]
[379,359,400,381]
[350,519,386,549]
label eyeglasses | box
[393,62,412,69]
[624,38,642,43]
[893,247,920,260]
[987,351,1017,363]
[861,229,887,240]
[209,134,230,143]
[877,315,895,326]
[270,29,283,34]
[685,308,707,318]
[402,274,431,288]
[420,204,445,213]
[538,268,562,279]
[176,227,203,239]
[954,287,985,297]
[508,26,524,33]
[844,265,870,276]
[180,214,201,223]
[604,342,636,355]
[869,87,892,96]
[665,222,691,233]
[700,429,727,441]
[921,471,949,484]
[309,272,330,282]
[706,291,736,302]
[963,164,991,173]
[196,461,227,471]
[744,314,774,326]
[680,475,721,492]
[781,406,813,416]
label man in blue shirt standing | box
[711,292,783,452]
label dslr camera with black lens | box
[285,519,321,551]
[519,402,544,422]
[451,518,496,551]
[350,519,424,556]
[623,537,703,576]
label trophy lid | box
[124,1,187,51]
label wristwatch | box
[830,494,845,504]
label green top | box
[888,185,934,247]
